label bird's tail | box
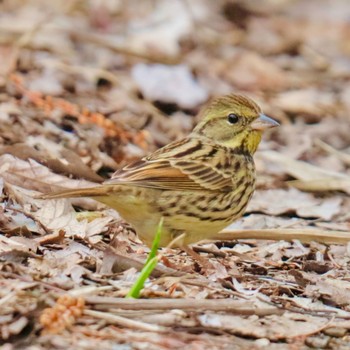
[40,186,110,200]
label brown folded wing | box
[105,139,233,192]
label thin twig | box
[84,309,167,332]
[213,228,350,245]
[86,297,281,316]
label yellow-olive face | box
[192,94,279,153]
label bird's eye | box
[227,113,239,124]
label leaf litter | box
[1,0,350,349]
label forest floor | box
[1,0,350,349]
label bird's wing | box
[105,138,234,191]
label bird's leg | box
[167,232,187,249]
[192,244,227,258]
[181,245,214,272]
[163,231,215,272]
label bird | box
[42,94,279,247]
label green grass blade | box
[146,217,163,265]
[126,217,163,299]
[126,256,158,298]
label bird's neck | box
[193,131,262,155]
[222,131,262,155]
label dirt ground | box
[1,0,350,349]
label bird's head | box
[192,94,279,154]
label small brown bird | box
[43,94,279,247]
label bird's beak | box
[251,114,280,131]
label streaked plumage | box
[43,94,279,247]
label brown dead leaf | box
[34,230,65,245]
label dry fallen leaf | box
[0,143,104,183]
[249,188,342,220]
[0,154,97,194]
[198,312,327,340]
[273,89,337,116]
[259,150,350,194]
[34,199,113,242]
